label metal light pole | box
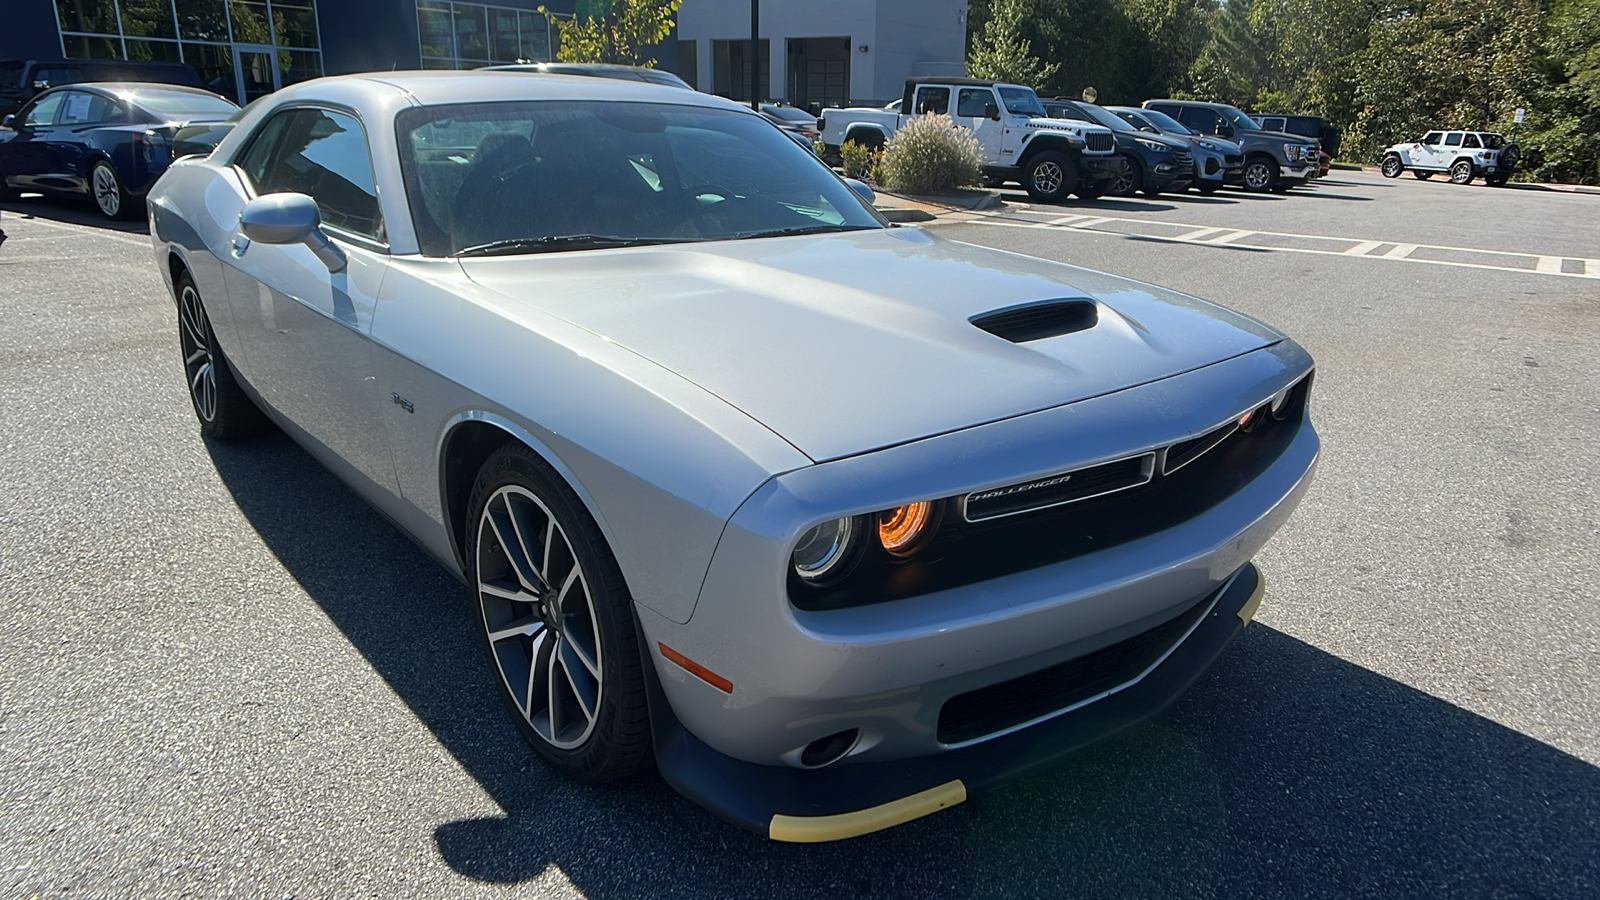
[750,0,760,111]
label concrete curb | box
[873,188,1005,222]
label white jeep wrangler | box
[1381,130,1519,186]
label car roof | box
[304,70,735,109]
[483,62,692,88]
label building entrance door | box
[234,45,281,104]
[787,38,849,115]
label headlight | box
[792,516,862,583]
[1134,138,1170,153]
[1195,139,1221,152]
[1283,143,1300,160]
[878,501,941,557]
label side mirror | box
[844,177,875,205]
[984,101,1000,120]
[1217,123,1234,138]
[32,81,49,91]
[239,192,345,272]
[1,115,14,130]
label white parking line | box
[969,214,1599,280]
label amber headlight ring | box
[877,499,944,559]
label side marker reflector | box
[768,780,967,842]
[657,642,733,693]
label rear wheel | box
[175,271,268,439]
[1023,151,1076,203]
[1110,155,1141,196]
[1242,156,1278,192]
[1449,159,1474,184]
[1381,155,1404,178]
[91,160,136,220]
[468,445,651,784]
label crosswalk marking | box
[1536,256,1566,274]
[1069,217,1116,229]
[1209,230,1256,244]
[1176,227,1226,241]
[1344,241,1384,256]
[1383,243,1419,259]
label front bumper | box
[646,563,1268,841]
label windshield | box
[1218,105,1260,133]
[398,101,884,257]
[1126,107,1191,135]
[762,105,814,123]
[1074,102,1135,132]
[997,87,1045,118]
[131,89,238,119]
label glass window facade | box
[417,1,551,69]
[53,0,324,102]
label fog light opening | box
[798,728,860,768]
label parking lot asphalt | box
[2,170,1597,898]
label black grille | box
[1086,132,1115,152]
[1172,149,1194,174]
[965,453,1152,521]
[937,592,1214,744]
[971,299,1097,343]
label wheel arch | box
[842,124,887,148]
[1017,134,1082,168]
[437,411,624,581]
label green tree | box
[542,0,682,66]
[968,0,1059,89]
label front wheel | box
[1023,151,1077,203]
[1449,160,1474,184]
[1242,156,1278,193]
[1381,155,1404,178]
[469,445,651,784]
[1110,156,1141,196]
[90,160,136,220]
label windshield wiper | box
[456,234,691,257]
[729,224,880,241]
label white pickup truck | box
[817,77,1123,202]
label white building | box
[674,0,969,112]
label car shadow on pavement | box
[1,195,149,234]
[205,433,1600,899]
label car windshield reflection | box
[397,101,884,257]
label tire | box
[1381,155,1404,178]
[1414,170,1433,180]
[90,160,136,220]
[1110,155,1141,196]
[1022,150,1077,203]
[175,271,269,440]
[468,445,651,784]
[1242,156,1278,193]
[1449,159,1474,185]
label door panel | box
[953,88,1004,162]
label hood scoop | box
[972,299,1099,343]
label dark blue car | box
[0,83,237,219]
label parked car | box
[1043,99,1194,196]
[1,58,206,119]
[1252,113,1341,160]
[168,96,266,158]
[760,103,818,140]
[0,82,237,218]
[1143,99,1319,192]
[1105,105,1242,193]
[147,70,1317,842]
[482,62,693,90]
[1380,130,1518,186]
[818,77,1122,202]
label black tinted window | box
[914,87,950,115]
[238,108,383,241]
[1176,107,1216,133]
[1444,133,1463,147]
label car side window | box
[21,92,66,127]
[1444,132,1463,147]
[955,88,990,118]
[238,107,384,243]
[1462,133,1481,148]
[1421,132,1442,145]
[1177,107,1216,134]
[57,91,117,126]
[30,67,82,90]
[1262,117,1285,131]
[914,87,950,116]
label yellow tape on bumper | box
[768,780,967,843]
[1236,570,1267,625]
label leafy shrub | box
[840,140,876,179]
[876,114,984,194]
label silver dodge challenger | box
[146,71,1319,842]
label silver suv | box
[1381,130,1518,186]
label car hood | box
[460,229,1282,462]
[1247,128,1317,146]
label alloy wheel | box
[1110,162,1137,195]
[178,284,217,423]
[1031,161,1064,195]
[1381,156,1403,178]
[476,485,604,750]
[1450,161,1473,185]
[93,164,121,218]
[1244,161,1272,190]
